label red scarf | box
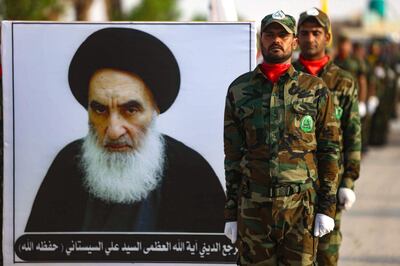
[260,62,291,83]
[299,55,329,76]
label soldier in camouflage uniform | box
[335,37,376,154]
[223,10,340,265]
[334,36,359,77]
[334,36,369,121]
[386,42,400,119]
[294,8,361,266]
[367,41,391,145]
[353,42,373,153]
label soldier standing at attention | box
[223,10,340,265]
[353,42,375,153]
[367,41,392,146]
[293,8,361,266]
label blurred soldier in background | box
[294,8,361,265]
[367,40,391,145]
[353,42,374,153]
[334,36,358,75]
[391,43,400,119]
[334,36,368,117]
[384,41,400,119]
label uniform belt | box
[245,181,313,197]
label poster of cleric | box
[2,22,255,264]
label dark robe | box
[25,135,225,232]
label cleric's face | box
[88,68,157,153]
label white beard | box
[80,119,165,204]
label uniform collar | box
[318,59,334,76]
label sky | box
[93,1,400,25]
[178,0,400,24]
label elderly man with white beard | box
[25,28,225,232]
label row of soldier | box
[223,8,373,266]
[334,34,400,150]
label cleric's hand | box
[224,221,238,244]
[314,213,334,237]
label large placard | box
[2,22,255,265]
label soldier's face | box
[371,43,381,56]
[261,23,298,64]
[339,40,353,57]
[298,21,330,60]
[88,68,157,153]
[354,45,366,59]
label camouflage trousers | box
[316,209,342,266]
[237,187,318,265]
[361,115,371,153]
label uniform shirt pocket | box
[240,105,265,150]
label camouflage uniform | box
[335,55,373,151]
[294,60,361,265]
[367,54,391,146]
[389,45,400,119]
[224,64,340,265]
[350,55,371,153]
[333,57,359,78]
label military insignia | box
[300,115,314,133]
[306,8,319,16]
[272,10,286,20]
[335,106,343,120]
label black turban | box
[68,27,180,113]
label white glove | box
[358,101,367,118]
[374,66,386,79]
[387,68,396,80]
[338,187,356,211]
[314,213,334,237]
[368,96,379,115]
[224,221,238,244]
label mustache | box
[303,42,316,48]
[87,124,137,150]
[269,44,283,51]
[103,134,135,147]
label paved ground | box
[339,118,400,266]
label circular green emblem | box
[300,115,314,133]
[335,106,343,120]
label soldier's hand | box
[224,221,238,244]
[338,187,356,210]
[367,96,379,115]
[313,213,334,237]
[359,102,367,118]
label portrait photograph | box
[2,22,255,264]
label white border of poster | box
[2,21,256,265]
